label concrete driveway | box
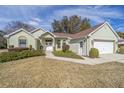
[100,54,124,61]
[82,53,124,65]
[45,50,124,65]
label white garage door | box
[94,41,114,54]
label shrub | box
[29,45,32,50]
[8,47,29,52]
[62,44,70,52]
[0,50,45,63]
[118,46,124,54]
[40,45,43,50]
[9,45,14,48]
[89,48,99,58]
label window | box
[63,40,66,46]
[57,40,61,48]
[45,39,52,46]
[18,36,27,47]
[80,41,83,47]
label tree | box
[117,32,124,39]
[80,18,91,31]
[0,30,7,49]
[52,15,91,34]
[52,20,63,33]
[4,21,36,34]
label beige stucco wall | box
[8,30,37,49]
[69,38,87,55]
[32,29,45,38]
[87,23,118,55]
[55,38,68,51]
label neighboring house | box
[118,38,124,45]
[4,22,120,56]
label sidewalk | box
[45,51,124,65]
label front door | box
[45,39,53,51]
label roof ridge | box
[52,22,105,39]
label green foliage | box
[0,50,45,63]
[0,30,7,49]
[52,15,91,34]
[29,45,33,50]
[53,50,83,59]
[118,46,124,54]
[117,32,124,39]
[89,48,99,58]
[62,44,70,52]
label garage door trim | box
[93,39,114,42]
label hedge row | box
[0,50,45,63]
[8,47,29,52]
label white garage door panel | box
[94,41,113,54]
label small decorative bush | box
[29,45,32,50]
[89,48,99,58]
[0,50,45,63]
[40,45,43,50]
[118,46,124,54]
[8,47,29,52]
[9,45,14,48]
[62,44,70,52]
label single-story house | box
[4,22,120,56]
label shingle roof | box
[52,23,104,39]
[6,27,36,35]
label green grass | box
[53,50,84,59]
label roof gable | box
[4,28,35,38]
[39,31,56,38]
[89,22,120,39]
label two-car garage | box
[93,40,114,54]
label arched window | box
[18,36,27,47]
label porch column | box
[52,37,55,50]
[60,39,63,50]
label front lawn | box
[0,56,124,88]
[53,50,84,59]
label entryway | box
[45,39,53,51]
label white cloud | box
[114,24,124,31]
[49,6,124,24]
[116,26,124,31]
[31,17,43,22]
[26,20,40,27]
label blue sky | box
[0,5,124,32]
